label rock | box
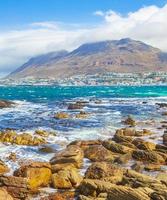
[123,116,136,126]
[50,145,84,168]
[7,153,17,162]
[163,133,167,146]
[102,140,133,154]
[39,146,57,154]
[75,111,89,119]
[0,130,46,146]
[0,100,14,109]
[35,130,49,137]
[115,153,132,164]
[54,112,70,119]
[0,188,13,200]
[156,103,167,108]
[85,162,123,184]
[69,140,101,151]
[144,164,162,171]
[132,150,165,164]
[133,139,156,151]
[52,168,82,189]
[84,145,115,162]
[0,160,9,174]
[51,163,76,173]
[41,191,75,200]
[156,173,167,183]
[131,162,144,172]
[156,144,167,153]
[162,112,167,116]
[68,102,84,110]
[14,161,52,189]
[78,179,150,200]
[0,175,29,199]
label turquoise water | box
[0,85,167,102]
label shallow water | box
[0,85,167,173]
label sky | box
[0,0,167,76]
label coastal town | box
[1,72,167,86]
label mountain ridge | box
[7,38,167,79]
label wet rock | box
[39,146,57,154]
[155,144,167,153]
[35,130,49,137]
[132,150,165,164]
[0,100,14,109]
[50,145,84,168]
[75,111,89,119]
[102,140,133,154]
[0,130,46,146]
[51,163,76,173]
[52,168,82,189]
[69,140,101,151]
[85,162,123,184]
[7,153,17,162]
[54,112,70,119]
[163,133,167,146]
[0,160,9,174]
[68,102,84,110]
[156,173,167,183]
[41,191,75,200]
[84,145,115,162]
[14,161,52,189]
[0,188,13,200]
[123,116,136,126]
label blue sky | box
[0,0,167,76]
[0,0,166,28]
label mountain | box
[7,38,167,79]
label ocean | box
[0,85,167,173]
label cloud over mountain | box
[0,4,167,76]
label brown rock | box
[14,161,51,189]
[123,116,136,126]
[132,150,165,164]
[84,145,115,162]
[68,102,84,110]
[85,162,123,184]
[163,133,167,146]
[102,140,132,154]
[52,168,82,189]
[50,145,84,168]
[54,112,70,119]
[0,160,9,174]
[0,100,14,109]
[133,139,156,151]
[35,130,49,137]
[0,188,13,200]
[7,153,17,162]
[115,153,132,164]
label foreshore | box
[0,100,167,199]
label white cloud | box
[93,10,104,16]
[0,4,167,76]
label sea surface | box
[0,85,167,173]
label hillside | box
[8,38,167,79]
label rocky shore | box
[0,100,167,199]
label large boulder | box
[132,139,156,151]
[78,179,151,200]
[84,145,115,162]
[132,150,165,164]
[52,168,82,189]
[0,188,13,200]
[85,162,123,184]
[50,145,84,168]
[102,140,133,154]
[14,161,52,189]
